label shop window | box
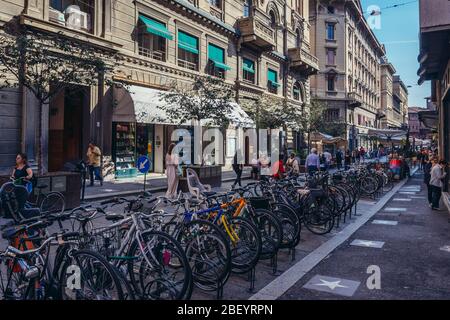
[243,58,255,83]
[267,68,279,94]
[137,14,172,61]
[178,30,199,71]
[207,43,230,79]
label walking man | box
[232,152,243,188]
[87,142,103,186]
[305,148,320,176]
[336,149,343,170]
[424,157,434,207]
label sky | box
[360,0,430,108]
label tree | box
[0,23,122,174]
[158,76,234,127]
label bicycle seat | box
[105,213,124,221]
[36,184,48,189]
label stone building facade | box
[0,0,318,175]
[309,0,387,150]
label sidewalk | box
[83,168,252,201]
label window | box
[207,43,230,79]
[326,23,335,40]
[293,82,302,101]
[178,31,199,71]
[267,69,279,94]
[325,109,339,121]
[295,28,302,47]
[327,6,335,14]
[269,10,277,27]
[243,0,252,17]
[326,48,336,65]
[242,58,255,83]
[357,114,362,125]
[327,73,336,91]
[137,15,172,61]
[209,0,221,9]
[49,0,95,33]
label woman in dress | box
[165,143,179,198]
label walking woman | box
[165,143,180,198]
[232,152,243,188]
[11,153,33,183]
[430,159,447,210]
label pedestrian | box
[305,148,320,176]
[11,153,34,186]
[250,158,259,180]
[286,153,300,175]
[165,143,180,198]
[87,142,103,186]
[351,149,357,164]
[232,152,243,188]
[423,157,434,207]
[323,150,332,171]
[272,154,285,180]
[421,149,429,171]
[359,146,366,163]
[335,149,343,170]
[259,153,271,180]
[344,150,351,170]
[430,159,447,210]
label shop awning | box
[310,132,346,144]
[138,15,173,40]
[113,85,254,127]
[367,128,407,139]
[418,110,438,130]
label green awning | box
[243,58,255,74]
[139,15,173,40]
[268,69,280,87]
[208,43,231,70]
[178,31,199,54]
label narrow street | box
[270,171,450,299]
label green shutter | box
[139,15,173,40]
[178,31,199,54]
[268,69,279,87]
[208,44,231,70]
[243,58,255,74]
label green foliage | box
[158,76,234,128]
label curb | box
[83,175,252,202]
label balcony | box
[288,46,319,75]
[237,7,275,52]
[347,91,362,108]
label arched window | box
[293,82,303,101]
[269,10,277,27]
[295,28,302,47]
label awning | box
[310,132,346,144]
[243,58,255,74]
[113,85,254,127]
[178,30,199,54]
[418,110,438,130]
[139,15,173,40]
[367,128,407,139]
[208,44,231,71]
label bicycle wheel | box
[303,197,334,235]
[250,209,282,260]
[127,230,192,300]
[40,191,65,215]
[175,220,231,293]
[59,249,124,300]
[223,216,261,274]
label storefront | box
[111,85,254,178]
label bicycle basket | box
[248,197,271,210]
[80,226,123,258]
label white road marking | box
[372,219,398,225]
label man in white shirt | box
[430,159,447,210]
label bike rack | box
[216,280,224,300]
[270,253,280,275]
[246,267,256,293]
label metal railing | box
[138,47,165,61]
[178,59,198,71]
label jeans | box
[89,165,103,185]
[426,183,433,205]
[431,185,442,208]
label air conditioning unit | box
[49,7,65,25]
[64,5,91,32]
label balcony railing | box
[138,47,165,61]
[237,7,275,51]
[288,46,319,75]
[178,59,198,71]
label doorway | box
[48,86,89,171]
